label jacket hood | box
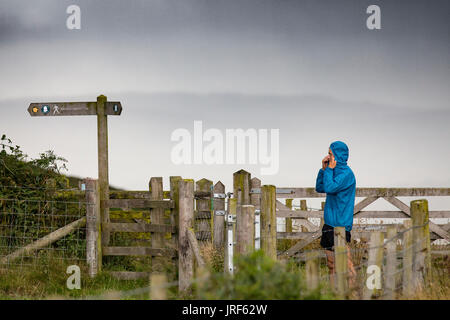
[330,141,349,166]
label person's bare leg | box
[325,250,335,289]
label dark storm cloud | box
[1,0,448,45]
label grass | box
[0,240,448,300]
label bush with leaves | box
[196,250,335,300]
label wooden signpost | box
[28,95,122,246]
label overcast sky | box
[0,0,449,210]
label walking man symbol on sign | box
[53,105,60,115]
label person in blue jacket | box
[315,141,356,287]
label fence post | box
[300,200,308,232]
[250,178,261,250]
[261,185,276,260]
[306,251,320,291]
[411,199,431,288]
[233,169,251,206]
[402,219,413,297]
[150,273,167,300]
[236,205,255,255]
[363,231,384,300]
[334,227,348,298]
[97,95,110,246]
[384,226,397,300]
[213,181,225,250]
[85,178,101,278]
[170,176,182,253]
[320,201,325,228]
[285,199,293,233]
[195,179,213,242]
[178,179,194,292]
[150,177,164,273]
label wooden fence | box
[80,169,449,295]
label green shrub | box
[196,250,335,300]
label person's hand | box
[329,156,336,169]
[322,155,330,170]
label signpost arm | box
[97,95,110,246]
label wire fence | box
[0,190,87,270]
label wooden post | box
[178,179,194,292]
[213,181,225,249]
[363,231,384,300]
[233,169,251,206]
[300,200,308,232]
[170,176,182,252]
[150,177,164,272]
[320,201,325,229]
[150,273,167,300]
[236,205,255,255]
[411,199,431,288]
[306,251,320,291]
[334,227,348,298]
[402,219,413,297]
[285,199,293,233]
[85,178,101,277]
[97,94,110,246]
[250,177,261,250]
[384,226,397,299]
[261,185,276,260]
[250,177,261,208]
[195,179,213,241]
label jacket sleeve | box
[323,167,353,194]
[315,169,325,193]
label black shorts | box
[320,224,351,251]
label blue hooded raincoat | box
[315,141,356,231]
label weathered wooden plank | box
[277,210,322,218]
[402,219,413,297]
[279,230,322,258]
[251,187,450,198]
[277,232,316,239]
[261,185,277,259]
[109,190,171,200]
[236,205,255,255]
[107,199,174,209]
[334,227,348,298]
[150,273,167,300]
[354,197,378,214]
[233,169,251,206]
[85,179,101,277]
[195,178,213,241]
[384,226,397,300]
[276,209,450,219]
[384,196,450,241]
[107,223,176,233]
[150,177,165,273]
[363,232,384,300]
[97,95,110,246]
[187,228,205,268]
[178,179,194,292]
[103,246,176,257]
[109,210,149,220]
